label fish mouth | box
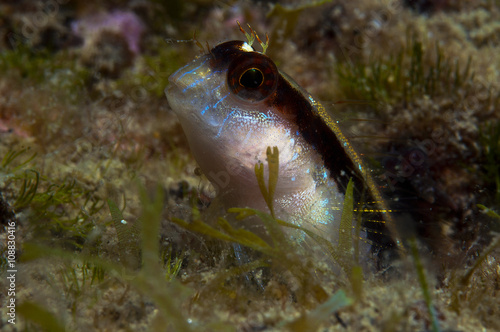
[165,55,218,124]
[166,56,212,92]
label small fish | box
[166,40,400,256]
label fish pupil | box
[239,68,263,89]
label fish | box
[165,39,401,260]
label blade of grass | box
[284,289,353,331]
[409,237,441,332]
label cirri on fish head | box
[166,40,397,248]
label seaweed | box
[267,0,334,46]
[107,198,141,270]
[409,237,442,332]
[0,143,414,330]
[170,147,297,261]
[0,148,105,249]
[3,2,499,330]
[19,181,194,331]
[171,212,276,256]
[12,170,39,209]
[135,182,194,331]
[162,246,185,282]
[171,146,363,324]
[477,204,500,220]
[336,33,474,107]
[448,204,500,316]
[0,147,37,174]
[58,262,102,314]
[0,44,90,98]
[284,289,353,331]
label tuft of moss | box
[0,45,90,98]
[1,148,104,250]
[336,32,473,107]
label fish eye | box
[239,68,264,89]
[227,52,278,102]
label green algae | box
[170,146,364,330]
[0,45,90,98]
[0,1,499,331]
[336,33,474,106]
[0,147,37,174]
[284,289,353,331]
[18,181,193,331]
[162,246,185,282]
[107,198,141,270]
[267,0,334,47]
[409,236,442,332]
[0,149,104,252]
